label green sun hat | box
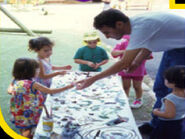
[83,31,101,45]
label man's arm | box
[127,48,151,73]
[94,49,141,80]
[77,49,140,89]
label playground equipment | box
[125,0,152,10]
[0,28,52,34]
[6,0,45,5]
[0,5,52,36]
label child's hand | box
[58,71,67,76]
[64,65,72,70]
[87,62,96,68]
[70,82,76,87]
[153,108,160,115]
[94,63,100,69]
[7,84,15,95]
[67,82,76,89]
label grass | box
[0,30,114,134]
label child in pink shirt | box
[111,35,152,108]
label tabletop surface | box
[33,71,142,139]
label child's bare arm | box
[111,50,125,57]
[153,100,176,119]
[39,61,65,79]
[74,59,90,65]
[95,59,109,69]
[52,65,72,71]
[74,59,96,68]
[33,82,74,94]
[7,82,14,95]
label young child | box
[74,31,109,72]
[28,37,72,99]
[151,66,185,139]
[9,58,74,138]
[111,35,152,108]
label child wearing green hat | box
[74,31,109,72]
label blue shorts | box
[150,119,184,139]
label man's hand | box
[76,77,96,90]
[127,48,151,73]
[126,61,140,73]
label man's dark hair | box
[94,9,129,29]
[164,66,185,89]
[13,58,39,80]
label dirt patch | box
[131,90,155,122]
[129,76,156,124]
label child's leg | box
[20,128,33,138]
[121,77,131,97]
[130,77,143,108]
[132,79,143,99]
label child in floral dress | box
[9,58,74,138]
